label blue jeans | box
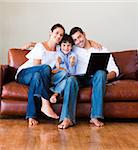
[16,64,51,119]
[77,70,107,119]
[59,76,79,124]
[50,70,68,96]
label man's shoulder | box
[72,46,86,53]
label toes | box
[90,118,104,127]
[58,124,64,129]
[28,118,38,127]
[50,96,57,103]
[41,108,59,119]
[58,119,73,129]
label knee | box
[42,65,51,74]
[67,76,78,87]
[94,70,107,80]
[59,70,68,77]
[33,72,41,83]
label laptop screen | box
[86,53,110,75]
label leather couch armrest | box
[0,65,17,96]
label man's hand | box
[21,42,37,50]
[107,71,117,81]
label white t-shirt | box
[15,43,57,79]
[72,46,119,76]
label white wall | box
[0,1,138,64]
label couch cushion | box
[8,48,30,69]
[112,50,137,80]
[105,80,138,101]
[78,80,138,102]
[2,81,28,100]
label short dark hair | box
[70,27,84,36]
[59,33,74,46]
[51,23,65,34]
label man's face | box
[71,31,86,48]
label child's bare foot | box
[50,93,59,103]
[28,118,39,127]
[90,118,104,127]
[58,118,73,129]
[41,98,59,119]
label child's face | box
[61,42,72,55]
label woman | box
[16,23,67,127]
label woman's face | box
[50,27,64,44]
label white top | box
[72,46,119,76]
[15,43,57,79]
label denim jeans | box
[77,70,107,119]
[59,76,79,124]
[50,70,68,96]
[16,64,51,119]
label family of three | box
[16,23,119,129]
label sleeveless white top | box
[15,43,57,79]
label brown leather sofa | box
[0,49,138,118]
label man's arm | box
[21,42,37,50]
[106,54,119,81]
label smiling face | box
[71,31,86,48]
[50,27,64,44]
[61,42,72,55]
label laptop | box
[76,53,110,77]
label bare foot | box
[41,98,59,119]
[58,118,73,129]
[50,93,59,103]
[28,118,39,127]
[90,118,104,127]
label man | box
[69,27,119,127]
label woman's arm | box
[89,40,102,49]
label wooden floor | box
[0,118,138,150]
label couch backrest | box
[8,48,138,80]
[112,50,138,80]
[8,48,30,69]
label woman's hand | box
[90,40,102,49]
[52,68,66,74]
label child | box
[50,33,77,103]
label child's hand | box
[56,56,62,69]
[57,56,62,64]
[70,56,76,67]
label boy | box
[50,33,77,103]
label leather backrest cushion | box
[8,48,30,69]
[112,50,137,80]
